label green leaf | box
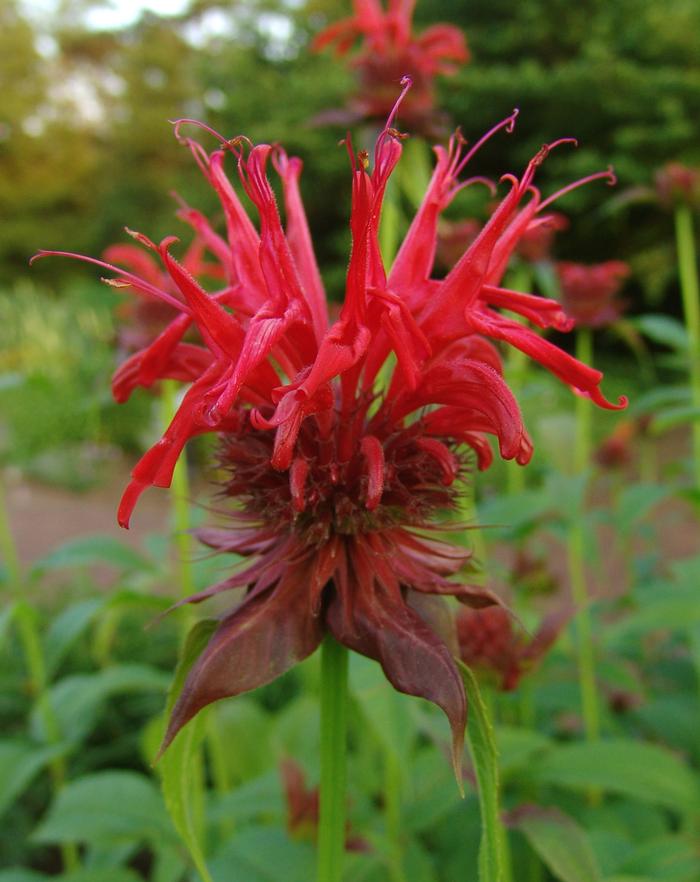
[208,771,283,828]
[33,770,177,846]
[0,601,17,648]
[31,535,152,576]
[0,871,48,882]
[63,872,143,882]
[30,664,169,745]
[631,315,688,351]
[650,404,700,435]
[603,589,700,645]
[632,695,700,757]
[0,740,66,820]
[510,806,602,882]
[0,869,146,882]
[495,727,552,779]
[158,619,218,882]
[627,385,689,418]
[209,827,314,882]
[44,597,105,675]
[458,662,503,882]
[530,740,699,814]
[403,747,462,834]
[477,489,553,540]
[615,483,669,533]
[604,877,656,882]
[350,652,414,766]
[616,834,700,881]
[213,698,275,784]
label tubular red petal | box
[467,309,627,410]
[289,457,310,513]
[360,435,385,510]
[415,437,458,485]
[159,242,245,362]
[273,149,329,341]
[481,285,574,331]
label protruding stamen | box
[454,108,519,177]
[448,175,498,201]
[373,76,412,166]
[28,250,187,312]
[517,137,577,194]
[172,118,231,147]
[538,166,617,212]
[125,227,158,250]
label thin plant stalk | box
[384,752,404,882]
[567,327,601,743]
[460,479,489,587]
[317,636,349,882]
[674,205,700,491]
[0,476,80,871]
[504,263,534,495]
[161,380,195,601]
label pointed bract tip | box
[452,728,466,796]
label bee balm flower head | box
[557,260,630,328]
[32,81,625,775]
[313,0,469,133]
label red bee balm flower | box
[457,606,570,691]
[32,83,625,771]
[312,0,468,132]
[655,162,700,210]
[557,260,630,328]
[515,212,568,264]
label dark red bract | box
[32,85,625,772]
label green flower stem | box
[384,752,404,882]
[674,205,700,491]
[461,481,489,587]
[505,264,534,496]
[574,329,594,473]
[0,476,80,871]
[0,475,21,589]
[317,636,349,882]
[568,328,600,744]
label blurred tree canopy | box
[1,0,699,301]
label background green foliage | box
[2,0,698,287]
